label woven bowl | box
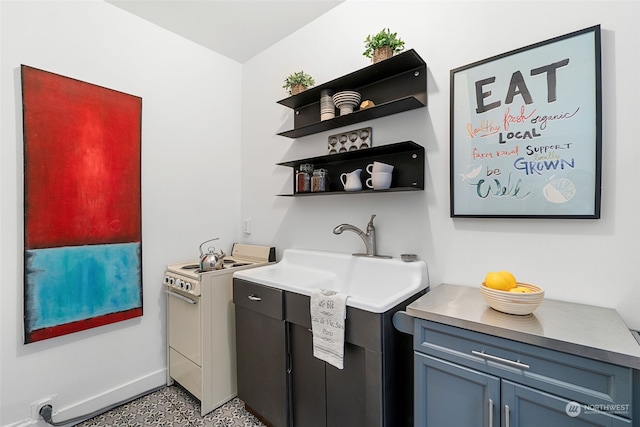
[480,282,544,315]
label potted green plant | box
[283,71,315,96]
[362,28,406,63]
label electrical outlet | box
[31,395,56,421]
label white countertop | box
[406,283,640,370]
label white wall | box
[241,0,640,330]
[1,1,242,425]
[2,1,639,426]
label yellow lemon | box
[499,271,517,287]
[485,271,517,291]
[509,286,532,293]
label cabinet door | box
[290,324,326,427]
[290,324,369,427]
[502,380,631,427]
[235,306,288,427]
[415,352,499,427]
[325,343,368,427]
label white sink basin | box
[233,249,429,313]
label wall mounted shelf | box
[277,141,424,197]
[277,49,427,138]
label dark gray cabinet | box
[233,280,288,427]
[234,278,426,427]
[414,319,634,427]
[289,323,326,427]
[289,324,368,427]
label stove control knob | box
[177,279,185,289]
[164,275,170,285]
[167,276,175,286]
[184,282,192,291]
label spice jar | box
[311,168,329,192]
[296,163,313,193]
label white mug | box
[340,169,363,191]
[366,172,392,190]
[366,161,394,175]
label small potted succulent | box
[362,28,406,63]
[283,71,315,96]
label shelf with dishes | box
[276,141,424,197]
[276,49,427,139]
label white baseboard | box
[3,369,167,427]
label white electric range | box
[164,243,275,415]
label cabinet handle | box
[488,399,493,427]
[505,404,510,427]
[247,294,262,302]
[471,350,530,370]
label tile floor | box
[75,385,266,427]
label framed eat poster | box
[450,26,602,218]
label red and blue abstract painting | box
[21,65,143,343]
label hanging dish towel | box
[310,289,349,369]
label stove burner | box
[172,259,257,276]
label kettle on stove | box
[199,238,226,271]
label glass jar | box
[311,168,329,192]
[296,163,313,193]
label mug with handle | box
[366,172,392,190]
[366,161,394,175]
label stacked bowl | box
[320,89,335,121]
[332,91,361,116]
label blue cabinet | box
[414,319,634,427]
[503,380,630,427]
[415,352,499,426]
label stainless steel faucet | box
[332,214,391,258]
